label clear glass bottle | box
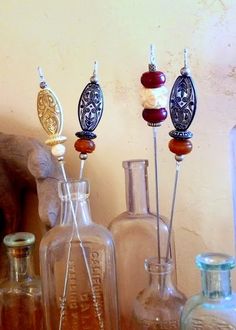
[109,159,176,329]
[132,257,186,329]
[180,252,236,329]
[0,232,44,330]
[40,179,119,330]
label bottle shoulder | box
[40,223,114,250]
[109,211,169,233]
[134,284,186,322]
[0,277,41,293]
[182,293,236,320]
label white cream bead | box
[140,86,168,109]
[51,144,66,158]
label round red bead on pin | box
[168,139,193,156]
[74,139,96,154]
[141,71,166,88]
[142,108,167,124]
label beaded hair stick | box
[165,49,197,261]
[140,45,168,262]
[37,68,104,329]
[75,62,104,179]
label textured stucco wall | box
[0,0,236,296]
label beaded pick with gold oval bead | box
[36,67,103,329]
[37,67,67,161]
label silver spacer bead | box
[79,153,88,160]
[148,63,157,72]
[90,75,98,83]
[175,154,184,162]
[57,156,64,162]
[148,122,162,127]
[180,66,191,76]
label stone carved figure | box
[0,132,62,279]
[0,132,62,233]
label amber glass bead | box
[74,139,95,154]
[141,71,166,88]
[168,139,192,156]
[142,108,167,124]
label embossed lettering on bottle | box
[190,317,236,330]
[89,248,105,329]
[136,318,178,330]
[60,247,106,330]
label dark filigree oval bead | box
[78,82,104,132]
[75,131,97,140]
[141,71,166,88]
[169,130,193,140]
[169,75,197,131]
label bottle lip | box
[3,232,35,247]
[58,178,90,201]
[196,252,236,271]
[144,256,173,274]
[122,159,148,169]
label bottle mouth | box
[196,252,235,271]
[122,159,148,169]
[3,232,35,247]
[144,256,173,274]
[58,179,90,201]
[4,232,35,258]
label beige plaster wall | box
[0,0,236,297]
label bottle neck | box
[123,160,150,215]
[149,270,173,293]
[146,257,173,295]
[201,269,232,298]
[8,248,35,282]
[61,198,92,227]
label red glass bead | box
[168,139,193,156]
[141,71,166,88]
[74,139,96,154]
[142,108,167,124]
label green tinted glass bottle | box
[181,252,236,329]
[0,232,44,330]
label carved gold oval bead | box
[37,89,63,137]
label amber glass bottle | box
[109,159,176,329]
[40,179,119,330]
[0,232,44,330]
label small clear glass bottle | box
[132,257,186,329]
[109,159,176,329]
[0,232,44,330]
[181,252,236,329]
[40,179,119,330]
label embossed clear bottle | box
[180,252,236,329]
[0,232,44,330]
[109,159,176,329]
[132,257,186,329]
[40,179,119,330]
